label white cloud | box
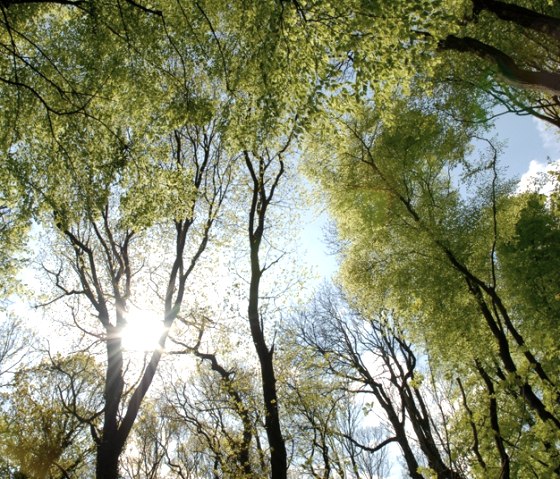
[516,159,560,195]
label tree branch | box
[439,35,560,96]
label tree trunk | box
[245,151,288,479]
[96,439,123,479]
[96,332,126,479]
[248,246,287,479]
[386,408,423,479]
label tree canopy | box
[0,1,559,478]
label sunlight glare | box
[121,308,167,352]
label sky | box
[495,114,560,190]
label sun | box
[121,308,167,352]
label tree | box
[0,353,103,478]
[281,329,392,479]
[9,105,235,478]
[165,314,266,479]
[0,315,36,477]
[296,287,464,479]
[243,147,290,479]
[76,123,228,479]
[0,314,30,386]
[121,399,173,479]
[0,0,166,121]
[0,3,319,477]
[499,191,560,339]
[274,0,560,128]
[163,354,266,479]
[305,95,560,476]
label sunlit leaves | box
[120,159,198,230]
[0,353,103,478]
[498,192,560,359]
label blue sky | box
[495,113,560,186]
